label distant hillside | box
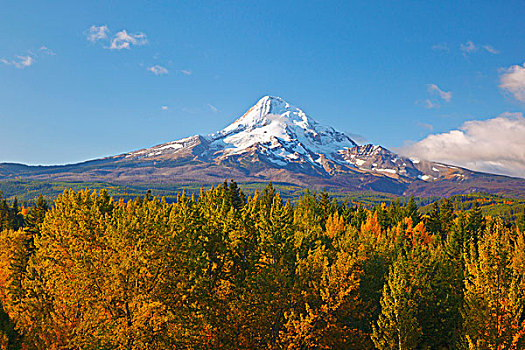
[420,192,525,224]
[2,179,524,226]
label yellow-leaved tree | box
[462,220,525,349]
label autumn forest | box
[0,181,525,349]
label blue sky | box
[1,1,524,176]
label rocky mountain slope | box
[1,96,524,197]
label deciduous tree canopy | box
[0,183,523,349]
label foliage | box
[0,182,523,349]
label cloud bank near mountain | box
[401,113,525,178]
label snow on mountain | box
[127,135,202,158]
[124,95,460,181]
[127,96,358,168]
[341,144,425,178]
[205,96,357,165]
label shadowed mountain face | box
[1,96,525,197]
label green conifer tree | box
[372,256,422,350]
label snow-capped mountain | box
[207,96,357,163]
[123,96,455,182]
[126,96,358,172]
[1,95,524,197]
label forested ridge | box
[0,181,524,349]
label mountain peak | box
[256,95,287,104]
[227,95,308,131]
[202,95,358,166]
[253,95,290,113]
[127,96,358,170]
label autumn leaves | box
[0,182,524,349]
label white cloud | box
[483,45,499,54]
[109,30,147,50]
[499,63,525,102]
[86,25,109,42]
[161,106,168,111]
[460,40,499,55]
[180,69,192,76]
[400,113,525,178]
[39,46,56,55]
[17,56,33,68]
[147,65,168,75]
[460,41,477,54]
[1,55,35,69]
[86,25,147,50]
[208,104,218,113]
[427,84,452,102]
[424,99,439,109]
[1,46,56,69]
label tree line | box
[0,181,524,349]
